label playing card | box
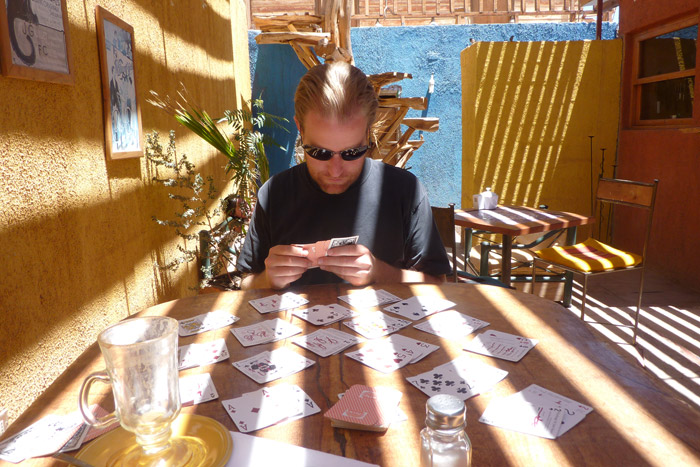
[383,295,456,320]
[406,355,508,401]
[222,384,319,433]
[328,235,359,249]
[292,328,362,357]
[249,292,309,314]
[479,390,566,439]
[324,384,403,431]
[520,384,593,436]
[414,311,490,340]
[292,303,358,326]
[345,334,438,373]
[233,347,315,384]
[465,330,538,362]
[178,310,239,336]
[345,342,413,373]
[179,373,219,405]
[343,311,411,339]
[0,412,84,462]
[338,289,402,309]
[230,318,302,347]
[297,240,331,268]
[178,338,230,370]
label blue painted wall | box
[249,22,617,207]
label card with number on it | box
[292,328,362,357]
[479,384,593,439]
[342,311,411,339]
[222,383,320,433]
[178,338,230,370]
[465,330,538,362]
[338,289,402,309]
[230,318,302,347]
[248,292,309,314]
[383,295,456,320]
[0,411,84,462]
[292,303,358,326]
[414,310,490,340]
[345,334,439,373]
[298,236,359,268]
[232,347,315,384]
[178,310,239,336]
[406,355,508,401]
[179,373,219,405]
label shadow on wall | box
[462,40,621,227]
[0,0,247,423]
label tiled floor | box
[468,245,700,412]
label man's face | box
[297,110,368,195]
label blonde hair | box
[294,62,378,133]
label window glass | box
[639,76,695,120]
[639,25,697,78]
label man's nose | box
[327,153,344,175]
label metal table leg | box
[501,234,513,287]
[562,226,578,307]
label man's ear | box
[294,116,302,135]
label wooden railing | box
[249,0,615,27]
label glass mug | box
[79,316,204,465]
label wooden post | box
[596,0,603,40]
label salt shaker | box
[420,394,472,467]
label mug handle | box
[78,370,119,429]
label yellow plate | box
[75,413,232,467]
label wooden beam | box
[379,96,428,110]
[255,32,330,46]
[402,117,439,132]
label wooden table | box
[455,205,595,304]
[4,283,700,466]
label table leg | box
[501,235,513,287]
[462,228,473,272]
[562,226,578,307]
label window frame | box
[630,15,700,127]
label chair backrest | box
[595,177,659,261]
[430,203,458,282]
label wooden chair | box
[431,204,510,288]
[531,177,659,344]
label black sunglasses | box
[302,144,371,161]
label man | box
[237,61,451,290]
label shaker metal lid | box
[425,394,467,430]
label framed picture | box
[0,0,74,84]
[95,6,143,159]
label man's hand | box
[318,244,387,286]
[319,244,446,286]
[262,244,311,289]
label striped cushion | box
[535,238,642,273]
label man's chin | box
[318,178,352,194]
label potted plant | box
[147,87,287,290]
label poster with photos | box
[0,0,74,84]
[95,6,142,159]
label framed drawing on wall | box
[0,0,74,84]
[95,6,142,159]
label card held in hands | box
[298,236,359,268]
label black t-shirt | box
[236,158,452,286]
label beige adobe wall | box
[0,0,251,425]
